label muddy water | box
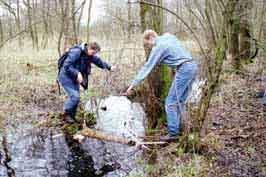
[0,96,146,177]
[0,125,70,177]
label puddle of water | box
[0,96,147,177]
[7,127,69,177]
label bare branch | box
[129,0,210,61]
[0,0,17,18]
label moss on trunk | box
[139,0,172,130]
[196,38,226,133]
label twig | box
[74,128,136,146]
[129,0,210,61]
[0,1,85,49]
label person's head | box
[87,42,101,56]
[143,29,158,49]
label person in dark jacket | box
[58,42,112,123]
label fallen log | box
[73,128,169,147]
[74,128,136,146]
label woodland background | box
[0,0,266,176]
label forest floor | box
[147,64,266,177]
[207,66,266,177]
[0,40,265,177]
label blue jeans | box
[165,61,198,136]
[59,74,80,119]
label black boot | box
[160,134,179,142]
[62,112,75,124]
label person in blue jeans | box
[58,42,113,123]
[124,30,198,142]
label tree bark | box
[32,0,39,50]
[41,0,49,48]
[47,0,54,35]
[196,0,232,135]
[86,0,93,42]
[16,0,22,47]
[63,0,72,51]
[127,2,132,40]
[71,0,78,43]
[239,0,253,63]
[58,0,64,56]
[227,0,241,72]
[0,18,3,44]
[255,1,266,76]
[177,0,183,33]
[139,0,172,129]
[0,0,22,46]
[77,0,86,35]
[24,0,36,49]
[57,0,73,55]
[7,0,13,38]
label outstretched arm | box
[91,56,111,70]
[131,45,165,86]
[124,45,165,95]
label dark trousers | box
[59,74,80,119]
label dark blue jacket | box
[59,44,111,90]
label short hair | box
[88,42,101,52]
[143,29,158,40]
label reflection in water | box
[64,131,115,177]
[1,135,15,177]
[0,126,116,177]
[0,96,147,177]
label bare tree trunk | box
[77,0,86,35]
[139,0,172,129]
[176,0,182,33]
[86,0,93,42]
[0,18,3,44]
[227,0,241,72]
[65,0,76,51]
[127,1,132,40]
[48,0,54,35]
[32,0,39,50]
[196,0,232,134]
[258,1,266,40]
[24,0,36,49]
[239,0,253,63]
[0,0,23,46]
[255,1,266,76]
[57,0,72,55]
[16,0,22,47]
[57,0,73,55]
[41,0,49,48]
[58,0,64,56]
[71,0,78,43]
[7,0,13,38]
